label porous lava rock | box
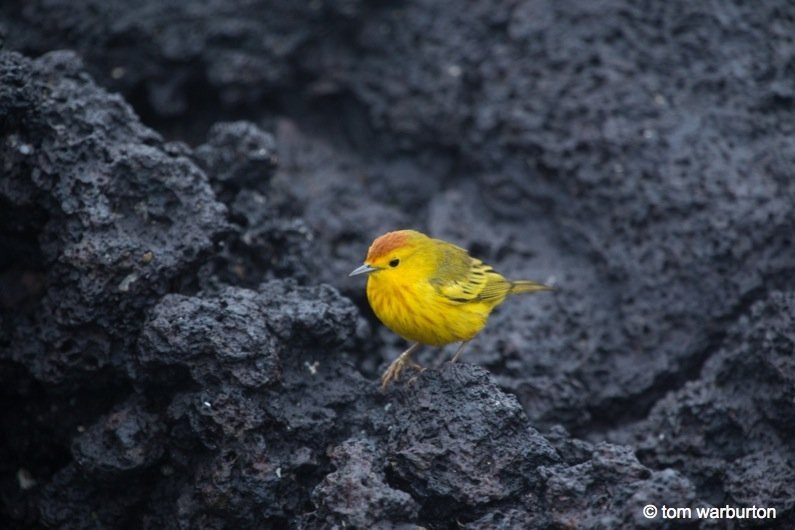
[2,0,795,528]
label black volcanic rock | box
[194,121,278,195]
[192,121,318,287]
[538,444,698,530]
[307,438,419,529]
[0,50,227,388]
[38,464,146,529]
[2,0,795,528]
[71,398,163,480]
[0,0,364,117]
[138,286,283,388]
[386,365,559,513]
[627,290,795,519]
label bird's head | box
[349,229,429,277]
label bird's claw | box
[380,356,424,389]
[406,367,427,386]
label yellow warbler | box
[350,229,552,388]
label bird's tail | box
[510,280,554,294]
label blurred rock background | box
[1,0,793,528]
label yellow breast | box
[366,274,489,346]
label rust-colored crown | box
[366,230,414,262]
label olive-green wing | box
[428,242,512,305]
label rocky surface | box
[2,0,794,528]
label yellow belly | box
[366,276,491,346]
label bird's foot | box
[406,367,428,386]
[381,350,424,389]
[449,340,470,363]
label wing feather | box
[428,242,511,305]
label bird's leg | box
[450,341,470,363]
[381,342,423,389]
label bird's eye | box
[389,258,400,268]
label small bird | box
[350,229,552,388]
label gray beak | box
[349,264,377,277]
